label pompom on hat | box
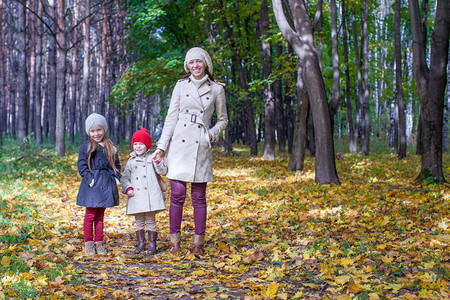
[184,47,213,75]
[132,128,152,150]
[85,113,108,135]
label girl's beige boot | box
[95,241,107,255]
[84,241,96,255]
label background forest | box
[0,0,448,182]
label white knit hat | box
[184,47,213,75]
[85,113,108,135]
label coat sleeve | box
[121,160,132,193]
[209,85,228,142]
[157,81,182,152]
[153,158,168,176]
[77,142,94,184]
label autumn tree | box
[273,0,340,184]
[408,0,449,183]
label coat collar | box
[129,149,151,160]
[185,78,211,109]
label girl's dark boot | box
[148,231,158,255]
[134,230,146,254]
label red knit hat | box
[132,128,152,150]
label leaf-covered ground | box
[0,144,449,299]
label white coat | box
[122,151,167,215]
[157,77,228,183]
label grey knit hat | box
[85,113,108,135]
[184,47,213,75]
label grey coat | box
[122,150,167,215]
[157,77,228,183]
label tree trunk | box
[443,56,450,151]
[0,0,6,143]
[361,0,370,155]
[409,0,449,183]
[16,0,27,147]
[68,2,79,143]
[257,0,275,160]
[288,63,308,171]
[351,5,363,154]
[98,0,108,115]
[80,0,90,137]
[328,0,339,132]
[47,4,57,143]
[273,0,340,184]
[342,0,357,153]
[274,44,286,153]
[394,0,406,158]
[55,0,66,156]
[34,0,43,147]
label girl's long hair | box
[181,68,215,81]
[87,135,118,173]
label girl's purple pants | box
[169,180,207,235]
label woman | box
[152,47,228,256]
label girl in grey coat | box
[153,47,228,257]
[122,128,167,255]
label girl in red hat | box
[122,128,167,255]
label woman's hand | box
[152,148,164,163]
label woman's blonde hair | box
[87,136,119,173]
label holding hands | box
[126,189,135,197]
[152,149,164,164]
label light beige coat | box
[157,77,228,182]
[122,151,167,215]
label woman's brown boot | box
[148,231,158,255]
[134,230,146,254]
[169,233,181,255]
[192,235,205,257]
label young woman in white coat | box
[152,47,228,257]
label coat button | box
[143,175,146,178]
[186,109,189,112]
[198,125,201,128]
[182,139,185,142]
[136,177,139,180]
[196,141,199,144]
[184,124,186,127]
[206,97,209,100]
[186,94,189,97]
[200,110,203,113]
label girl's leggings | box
[169,180,207,236]
[134,212,157,232]
[83,207,106,242]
